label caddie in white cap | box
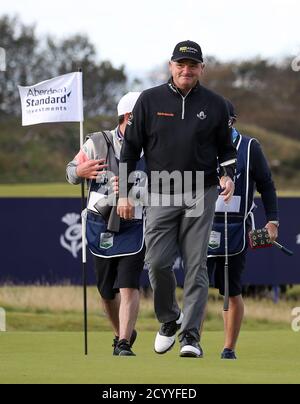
[66,91,146,357]
[117,92,141,117]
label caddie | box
[66,92,146,357]
[207,100,279,359]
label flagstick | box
[18,70,87,353]
[78,67,88,356]
[80,116,88,356]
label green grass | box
[1,285,297,332]
[1,285,298,332]
[3,309,289,333]
[1,286,299,383]
[1,331,299,384]
[1,183,300,198]
[0,183,80,198]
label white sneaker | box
[154,312,183,354]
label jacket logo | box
[157,112,175,117]
[127,113,134,126]
[197,111,207,120]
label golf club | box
[224,206,229,312]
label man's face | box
[169,59,204,92]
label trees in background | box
[203,57,300,141]
[0,15,127,118]
[0,14,299,184]
[149,56,300,142]
[1,14,300,141]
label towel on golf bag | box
[249,228,272,250]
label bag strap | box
[86,131,119,199]
[102,131,115,154]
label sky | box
[1,0,300,75]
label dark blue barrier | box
[0,198,299,285]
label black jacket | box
[247,137,279,221]
[121,80,237,193]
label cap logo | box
[179,46,198,54]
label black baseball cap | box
[171,40,203,63]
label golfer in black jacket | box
[118,41,237,358]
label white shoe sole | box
[180,345,203,358]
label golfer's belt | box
[249,228,273,250]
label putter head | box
[249,228,273,250]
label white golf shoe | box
[154,312,184,354]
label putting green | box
[0,331,299,384]
[1,183,300,198]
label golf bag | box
[85,130,146,258]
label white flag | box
[18,72,84,126]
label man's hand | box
[219,176,235,203]
[117,198,134,220]
[76,159,108,180]
[265,222,278,243]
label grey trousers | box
[145,186,218,341]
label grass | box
[2,307,291,333]
[238,123,300,163]
[1,331,300,384]
[1,183,300,197]
[0,286,299,332]
[0,183,80,198]
[0,183,300,198]
[1,286,300,383]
